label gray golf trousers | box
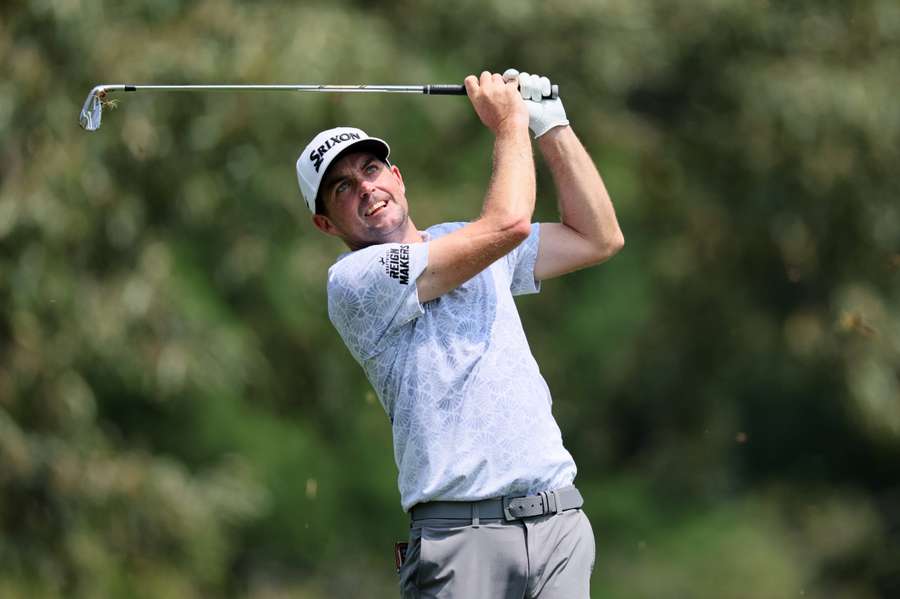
[398,508,595,598]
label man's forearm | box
[481,124,536,230]
[538,126,623,255]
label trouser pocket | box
[398,527,422,598]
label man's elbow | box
[508,217,533,243]
[478,214,532,254]
[489,214,532,245]
[591,230,624,264]
[483,207,532,241]
[609,230,625,255]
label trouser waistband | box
[410,485,583,523]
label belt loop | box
[553,490,562,515]
[539,491,549,516]
[543,490,555,514]
[472,502,480,528]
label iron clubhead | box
[79,86,105,131]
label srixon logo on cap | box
[309,132,362,172]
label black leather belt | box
[410,485,583,522]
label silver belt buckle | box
[502,493,546,521]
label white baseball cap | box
[296,126,391,214]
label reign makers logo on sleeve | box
[383,245,410,285]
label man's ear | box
[312,213,338,236]
[390,164,405,194]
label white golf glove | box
[503,68,569,138]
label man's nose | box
[359,180,376,199]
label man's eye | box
[336,181,350,194]
[365,163,379,174]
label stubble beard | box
[348,199,411,251]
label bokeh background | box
[2,0,899,597]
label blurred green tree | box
[1,0,897,597]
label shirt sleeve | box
[506,222,542,296]
[327,242,429,362]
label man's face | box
[312,151,410,250]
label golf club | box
[78,82,560,131]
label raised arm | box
[503,70,624,281]
[415,71,536,303]
[534,125,624,280]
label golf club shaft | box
[79,82,559,130]
[90,83,558,97]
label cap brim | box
[329,138,390,166]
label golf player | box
[296,69,623,598]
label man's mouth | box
[365,200,389,217]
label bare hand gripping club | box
[78,83,560,131]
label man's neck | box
[347,217,423,251]
[401,217,424,244]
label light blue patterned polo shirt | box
[327,222,577,511]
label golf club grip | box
[426,84,559,99]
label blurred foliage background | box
[1,0,899,597]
